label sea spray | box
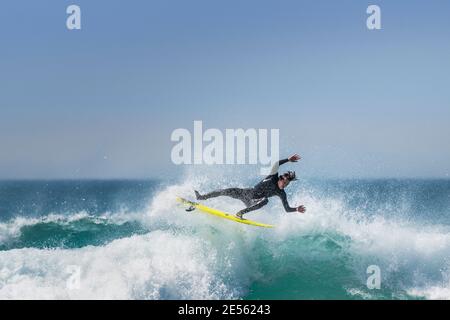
[0,179,449,299]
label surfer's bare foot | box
[235,212,246,220]
[194,190,204,200]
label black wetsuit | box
[197,159,297,215]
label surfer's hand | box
[288,154,301,162]
[297,205,306,213]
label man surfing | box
[195,154,306,219]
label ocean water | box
[0,177,449,300]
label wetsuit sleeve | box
[268,158,290,175]
[278,190,297,212]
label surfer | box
[195,154,306,219]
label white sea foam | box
[1,178,449,299]
[408,284,450,300]
[0,231,244,299]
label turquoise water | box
[0,179,449,299]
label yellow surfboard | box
[176,197,274,228]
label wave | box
[0,211,147,250]
[0,231,241,299]
[0,177,449,299]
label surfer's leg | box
[236,197,268,219]
[195,188,245,201]
[235,188,255,207]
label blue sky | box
[0,0,449,179]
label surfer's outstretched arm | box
[278,191,306,213]
[278,191,297,212]
[269,154,301,175]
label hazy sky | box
[0,0,449,179]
